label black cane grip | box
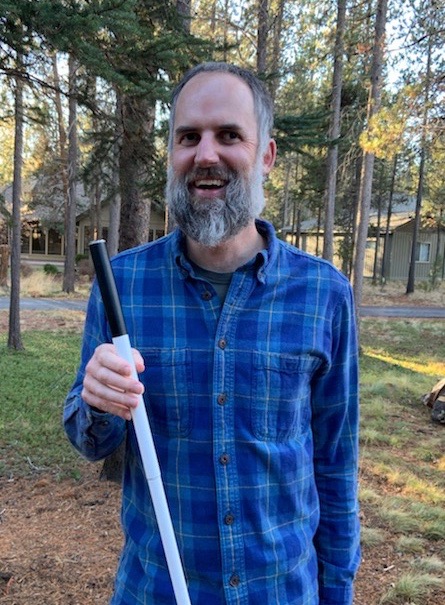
[89,240,127,338]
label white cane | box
[89,240,191,605]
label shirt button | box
[202,290,212,301]
[219,453,230,465]
[229,574,240,588]
[218,338,227,349]
[224,513,235,525]
[217,393,227,405]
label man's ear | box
[262,139,277,176]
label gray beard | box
[166,163,265,248]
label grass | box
[0,267,92,298]
[359,318,445,603]
[0,330,83,477]
[379,573,444,604]
[0,307,444,602]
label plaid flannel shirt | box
[64,220,360,605]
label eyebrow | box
[174,123,245,138]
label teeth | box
[195,179,225,188]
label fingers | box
[82,343,145,421]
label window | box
[31,227,45,254]
[21,225,32,254]
[48,229,62,255]
[415,242,431,263]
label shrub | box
[43,263,60,276]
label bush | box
[43,263,60,276]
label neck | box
[186,221,265,273]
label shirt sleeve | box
[311,282,361,605]
[63,281,127,462]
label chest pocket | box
[251,352,321,442]
[139,348,193,437]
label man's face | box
[167,72,274,247]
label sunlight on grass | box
[365,461,445,505]
[0,266,93,298]
[363,349,445,377]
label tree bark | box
[257,0,269,75]
[0,244,9,287]
[352,0,388,316]
[51,53,69,219]
[323,0,346,262]
[270,0,285,102]
[381,154,397,283]
[118,93,154,251]
[63,55,78,293]
[406,18,433,294]
[176,0,191,32]
[8,67,24,351]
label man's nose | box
[194,133,219,166]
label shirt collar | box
[171,219,278,284]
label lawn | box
[0,313,444,604]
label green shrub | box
[43,263,60,275]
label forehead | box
[174,72,257,132]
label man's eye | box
[180,133,199,145]
[221,131,240,143]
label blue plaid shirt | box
[64,220,360,605]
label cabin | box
[282,207,445,282]
[0,181,166,267]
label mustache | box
[184,166,233,184]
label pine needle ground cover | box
[356,318,445,605]
[0,311,444,604]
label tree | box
[323,0,346,262]
[406,1,436,294]
[352,0,388,315]
[257,0,269,75]
[62,54,78,293]
[8,63,24,350]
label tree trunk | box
[352,0,388,316]
[406,22,433,294]
[63,55,78,293]
[323,0,346,262]
[0,244,9,287]
[8,68,24,351]
[51,53,69,218]
[372,167,384,285]
[257,0,269,75]
[270,0,285,102]
[102,92,155,482]
[118,94,154,251]
[176,0,191,32]
[381,154,398,283]
[106,92,122,258]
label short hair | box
[168,62,274,153]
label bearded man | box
[64,62,360,605]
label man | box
[64,62,360,605]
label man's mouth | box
[194,178,226,190]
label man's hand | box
[82,343,145,421]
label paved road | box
[0,297,444,318]
[0,297,87,311]
[360,305,445,318]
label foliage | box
[43,263,59,275]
